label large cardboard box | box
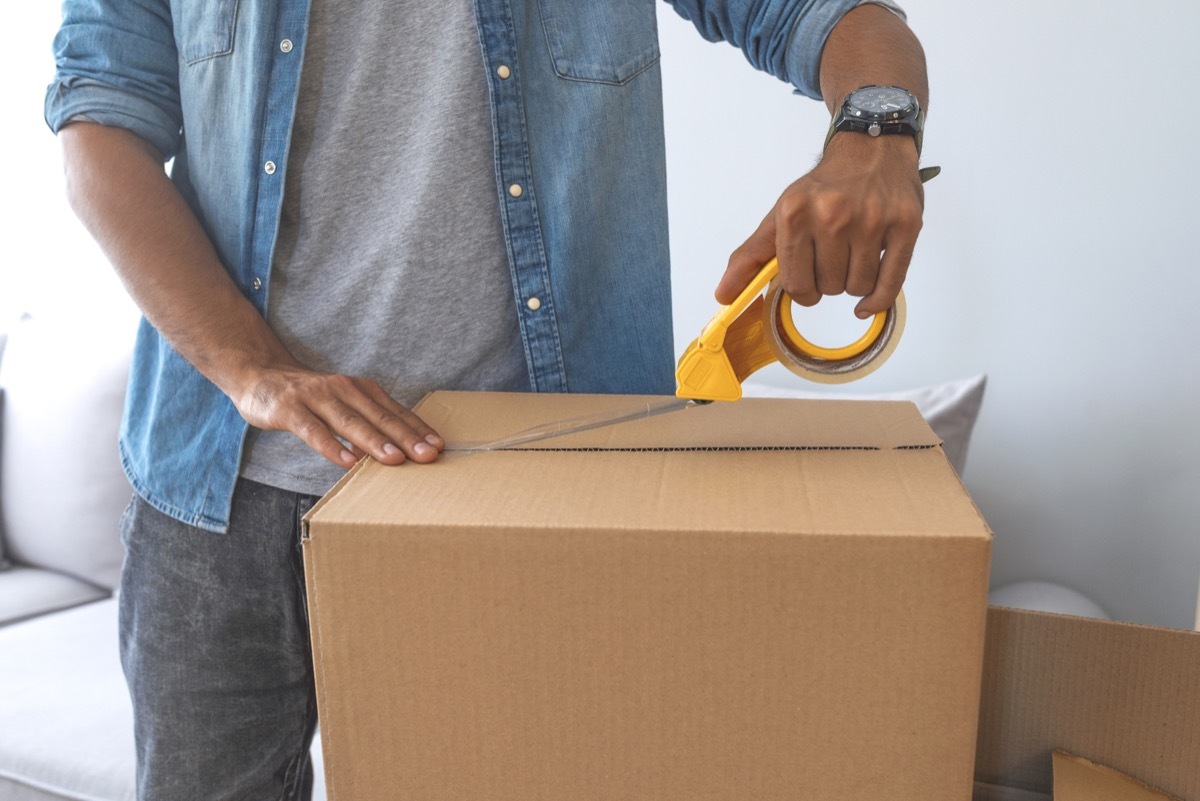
[974,606,1200,800]
[303,391,993,800]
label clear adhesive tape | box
[762,279,906,385]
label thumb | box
[716,210,777,305]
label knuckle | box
[777,194,811,227]
[340,410,366,431]
[858,205,885,236]
[893,206,923,234]
[373,408,408,432]
[846,275,874,297]
[779,272,807,299]
[295,418,325,443]
[326,373,357,394]
[815,274,845,296]
[811,193,851,230]
[785,285,820,307]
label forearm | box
[718,3,930,313]
[59,122,296,398]
[819,3,928,118]
[59,121,444,466]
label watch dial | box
[849,86,915,117]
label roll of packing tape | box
[762,279,905,384]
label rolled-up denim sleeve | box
[664,0,906,100]
[44,0,182,160]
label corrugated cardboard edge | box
[976,606,1200,800]
[301,456,374,801]
[1052,751,1185,801]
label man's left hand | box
[715,133,924,320]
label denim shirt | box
[46,0,864,532]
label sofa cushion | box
[0,599,134,801]
[0,566,110,627]
[0,384,7,571]
[1,324,9,570]
[0,599,327,801]
[742,374,987,476]
[0,314,134,591]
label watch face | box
[848,86,916,119]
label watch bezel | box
[834,85,922,137]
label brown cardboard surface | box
[1052,751,1183,801]
[974,607,1200,801]
[419,389,942,451]
[304,391,992,801]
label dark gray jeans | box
[119,478,320,801]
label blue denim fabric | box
[118,479,320,800]
[45,0,863,532]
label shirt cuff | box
[45,77,181,160]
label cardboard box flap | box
[415,390,941,452]
[976,607,1200,801]
[306,391,985,539]
[1052,752,1184,801]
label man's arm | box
[59,122,443,467]
[716,3,929,319]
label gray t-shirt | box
[241,0,529,495]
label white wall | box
[3,4,1196,629]
[659,1,1200,629]
[0,4,138,327]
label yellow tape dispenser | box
[674,257,905,401]
[675,166,939,402]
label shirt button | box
[526,296,542,311]
[264,161,277,175]
[508,183,523,198]
[497,64,511,79]
[280,39,294,53]
[252,277,263,291]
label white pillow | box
[0,327,8,570]
[0,314,134,590]
[741,374,986,476]
[989,580,1110,620]
[0,386,7,571]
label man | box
[46,1,929,798]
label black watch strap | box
[823,110,925,158]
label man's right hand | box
[232,363,444,468]
[60,121,444,470]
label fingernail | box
[855,309,872,319]
[414,442,436,458]
[425,434,444,447]
[382,443,401,456]
[340,449,356,465]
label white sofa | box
[0,313,326,801]
[0,311,990,801]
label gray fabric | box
[0,600,134,801]
[0,598,329,801]
[0,566,109,628]
[119,481,319,801]
[242,0,528,496]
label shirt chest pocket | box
[173,0,240,65]
[538,0,660,85]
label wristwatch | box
[825,85,924,156]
